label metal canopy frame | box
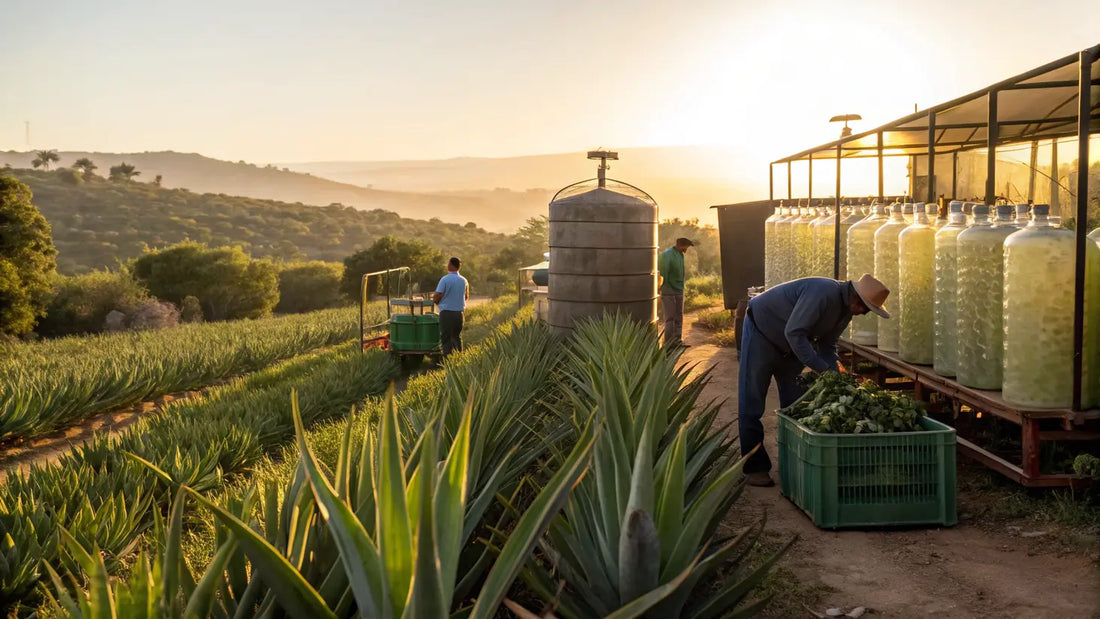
[765,44,1098,416]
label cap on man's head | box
[448,257,461,269]
[675,237,694,247]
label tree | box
[109,162,141,182]
[35,269,149,336]
[0,175,57,335]
[31,149,60,171]
[131,242,278,321]
[341,235,444,301]
[276,261,346,313]
[72,158,98,178]
[153,174,163,187]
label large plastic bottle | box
[1003,205,1100,408]
[846,204,888,344]
[763,204,783,289]
[903,202,915,224]
[839,206,866,280]
[773,206,796,285]
[932,201,967,376]
[792,207,816,279]
[1091,227,1100,244]
[899,205,936,364]
[812,207,837,278]
[1015,203,1031,227]
[874,203,909,352]
[955,206,1016,389]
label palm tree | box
[31,149,60,170]
[71,157,98,178]
[108,162,141,182]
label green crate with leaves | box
[777,373,957,529]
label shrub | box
[276,261,345,313]
[36,270,149,337]
[128,299,180,330]
[132,242,279,321]
[341,235,444,301]
[695,307,734,331]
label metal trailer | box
[713,44,1100,487]
[359,267,442,366]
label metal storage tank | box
[548,151,658,335]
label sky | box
[2,0,1098,169]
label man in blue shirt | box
[432,257,469,356]
[657,237,693,347]
[739,274,890,486]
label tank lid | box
[551,152,656,207]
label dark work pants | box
[738,316,806,473]
[439,310,464,356]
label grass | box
[714,328,739,348]
[695,308,735,331]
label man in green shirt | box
[658,237,693,347]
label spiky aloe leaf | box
[654,426,687,565]
[292,391,386,617]
[182,538,237,619]
[435,392,472,603]
[182,488,336,619]
[602,548,703,619]
[405,429,447,618]
[692,536,797,619]
[376,389,414,615]
[617,509,660,606]
[468,416,599,619]
[57,528,115,619]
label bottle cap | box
[1032,204,1050,216]
[949,201,963,212]
[972,205,990,216]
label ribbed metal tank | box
[547,160,658,336]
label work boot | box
[745,472,775,487]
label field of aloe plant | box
[0,305,384,442]
[35,315,786,617]
[0,297,523,615]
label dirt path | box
[677,311,1100,619]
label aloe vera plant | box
[518,316,793,618]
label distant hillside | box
[5,168,511,276]
[0,150,548,232]
[285,145,762,223]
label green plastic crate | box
[388,313,440,353]
[777,413,957,529]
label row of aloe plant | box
[0,298,524,615]
[0,305,383,442]
[43,316,789,617]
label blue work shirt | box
[746,277,854,373]
[434,272,468,312]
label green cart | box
[359,267,441,367]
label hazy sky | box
[2,0,1098,165]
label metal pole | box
[834,143,842,279]
[359,274,366,353]
[787,161,792,200]
[985,90,999,205]
[1027,140,1039,203]
[877,131,884,202]
[951,152,958,199]
[927,110,937,204]
[1071,48,1095,412]
[769,163,774,202]
[808,153,814,202]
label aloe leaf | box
[292,391,386,617]
[42,561,83,618]
[183,538,238,619]
[468,416,598,619]
[182,487,336,619]
[602,547,702,619]
[617,509,660,606]
[377,390,414,614]
[406,429,447,618]
[435,393,472,603]
[58,528,115,619]
[654,426,687,564]
[162,486,187,614]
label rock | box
[826,609,845,617]
[104,310,127,332]
[1020,530,1049,538]
[847,607,867,618]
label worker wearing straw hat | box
[738,274,890,487]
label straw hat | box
[852,274,890,319]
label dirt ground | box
[677,312,1100,619]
